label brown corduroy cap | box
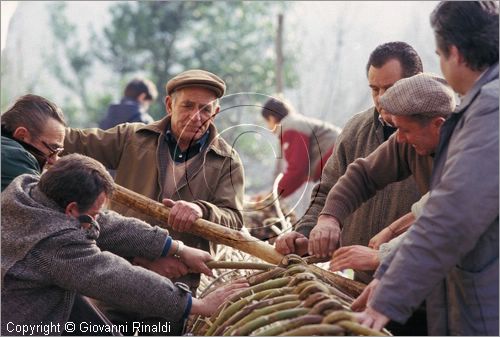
[166,69,226,98]
[379,73,456,118]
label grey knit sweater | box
[1,175,191,335]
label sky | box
[1,1,18,51]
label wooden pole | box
[110,183,365,297]
[276,13,284,94]
[111,184,284,264]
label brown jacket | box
[65,116,245,288]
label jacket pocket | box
[448,258,499,335]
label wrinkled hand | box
[368,227,393,249]
[178,245,213,277]
[351,278,380,312]
[191,278,250,316]
[308,215,341,259]
[330,245,380,272]
[353,306,390,331]
[163,199,203,232]
[133,256,189,279]
[275,232,309,256]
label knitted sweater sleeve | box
[321,136,413,224]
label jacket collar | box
[136,115,234,158]
[371,107,397,141]
[455,63,499,114]
[30,183,67,214]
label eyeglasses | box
[40,140,64,159]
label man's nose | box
[191,110,202,123]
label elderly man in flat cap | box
[308,73,455,261]
[64,69,244,332]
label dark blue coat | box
[99,98,154,129]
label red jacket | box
[277,113,341,198]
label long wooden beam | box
[111,184,283,264]
[110,183,365,297]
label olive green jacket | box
[65,116,245,288]
[1,135,41,191]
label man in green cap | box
[64,69,245,332]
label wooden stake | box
[111,184,284,264]
[110,183,365,297]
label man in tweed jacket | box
[1,154,247,336]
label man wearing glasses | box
[1,94,66,191]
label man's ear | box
[12,127,30,142]
[165,96,173,116]
[449,45,464,65]
[65,201,80,217]
[433,116,446,131]
[212,105,220,118]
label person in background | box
[258,96,341,217]
[1,154,248,336]
[99,78,158,129]
[354,2,499,335]
[1,94,66,191]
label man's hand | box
[308,215,341,258]
[330,245,380,272]
[351,278,379,312]
[368,227,394,249]
[133,256,189,279]
[353,306,390,332]
[191,278,250,316]
[163,199,203,232]
[178,245,213,277]
[275,232,309,256]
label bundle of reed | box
[189,256,391,336]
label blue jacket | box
[99,98,154,129]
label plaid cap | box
[166,69,226,98]
[380,73,456,118]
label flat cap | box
[380,73,456,118]
[166,69,226,98]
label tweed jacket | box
[1,175,191,335]
[64,115,245,289]
[373,63,499,336]
[296,107,420,282]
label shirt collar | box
[164,123,210,163]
